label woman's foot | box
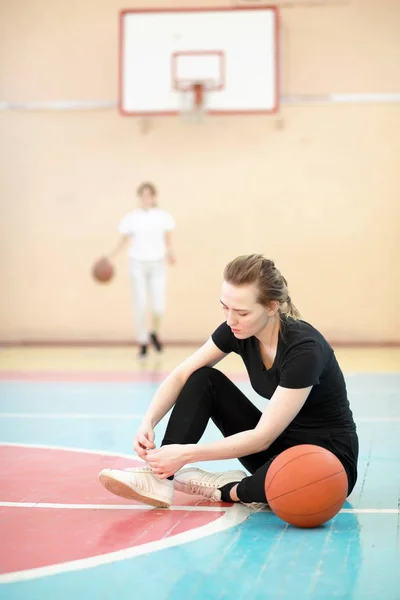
[150,332,163,352]
[138,344,148,360]
[98,466,174,508]
[174,467,247,502]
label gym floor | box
[0,346,399,600]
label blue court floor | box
[0,370,399,600]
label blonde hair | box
[223,254,301,320]
[137,181,157,197]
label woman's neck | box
[257,315,280,350]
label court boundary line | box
[0,502,226,512]
[0,503,250,584]
[0,442,251,584]
[1,443,399,584]
[0,441,142,461]
[0,502,398,514]
[0,413,399,422]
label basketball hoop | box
[120,10,279,117]
[173,51,225,123]
[178,81,208,124]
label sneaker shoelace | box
[188,472,224,500]
[121,466,162,494]
[125,466,153,474]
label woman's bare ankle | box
[230,484,240,502]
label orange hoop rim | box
[175,78,220,93]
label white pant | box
[130,259,166,344]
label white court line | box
[0,441,140,461]
[0,502,225,512]
[0,443,398,584]
[1,413,399,422]
[0,442,251,584]
[0,502,397,514]
[0,413,143,419]
[340,508,399,514]
[0,502,250,584]
[357,417,400,422]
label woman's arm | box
[165,230,175,264]
[109,235,130,259]
[183,385,313,462]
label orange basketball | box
[265,444,348,528]
[92,257,114,283]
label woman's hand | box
[167,251,176,266]
[145,444,190,479]
[133,420,156,460]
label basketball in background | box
[92,257,114,284]
[265,444,348,528]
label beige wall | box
[1,0,399,344]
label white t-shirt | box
[119,208,175,261]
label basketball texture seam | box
[265,449,340,493]
[267,470,347,502]
[272,492,346,518]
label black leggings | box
[162,367,359,503]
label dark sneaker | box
[150,332,163,353]
[138,344,148,360]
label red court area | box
[0,446,226,575]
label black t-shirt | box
[211,318,356,432]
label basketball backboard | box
[119,6,279,117]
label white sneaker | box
[98,466,174,508]
[174,467,247,502]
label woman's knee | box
[185,366,216,385]
[185,366,229,386]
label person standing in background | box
[109,182,176,359]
